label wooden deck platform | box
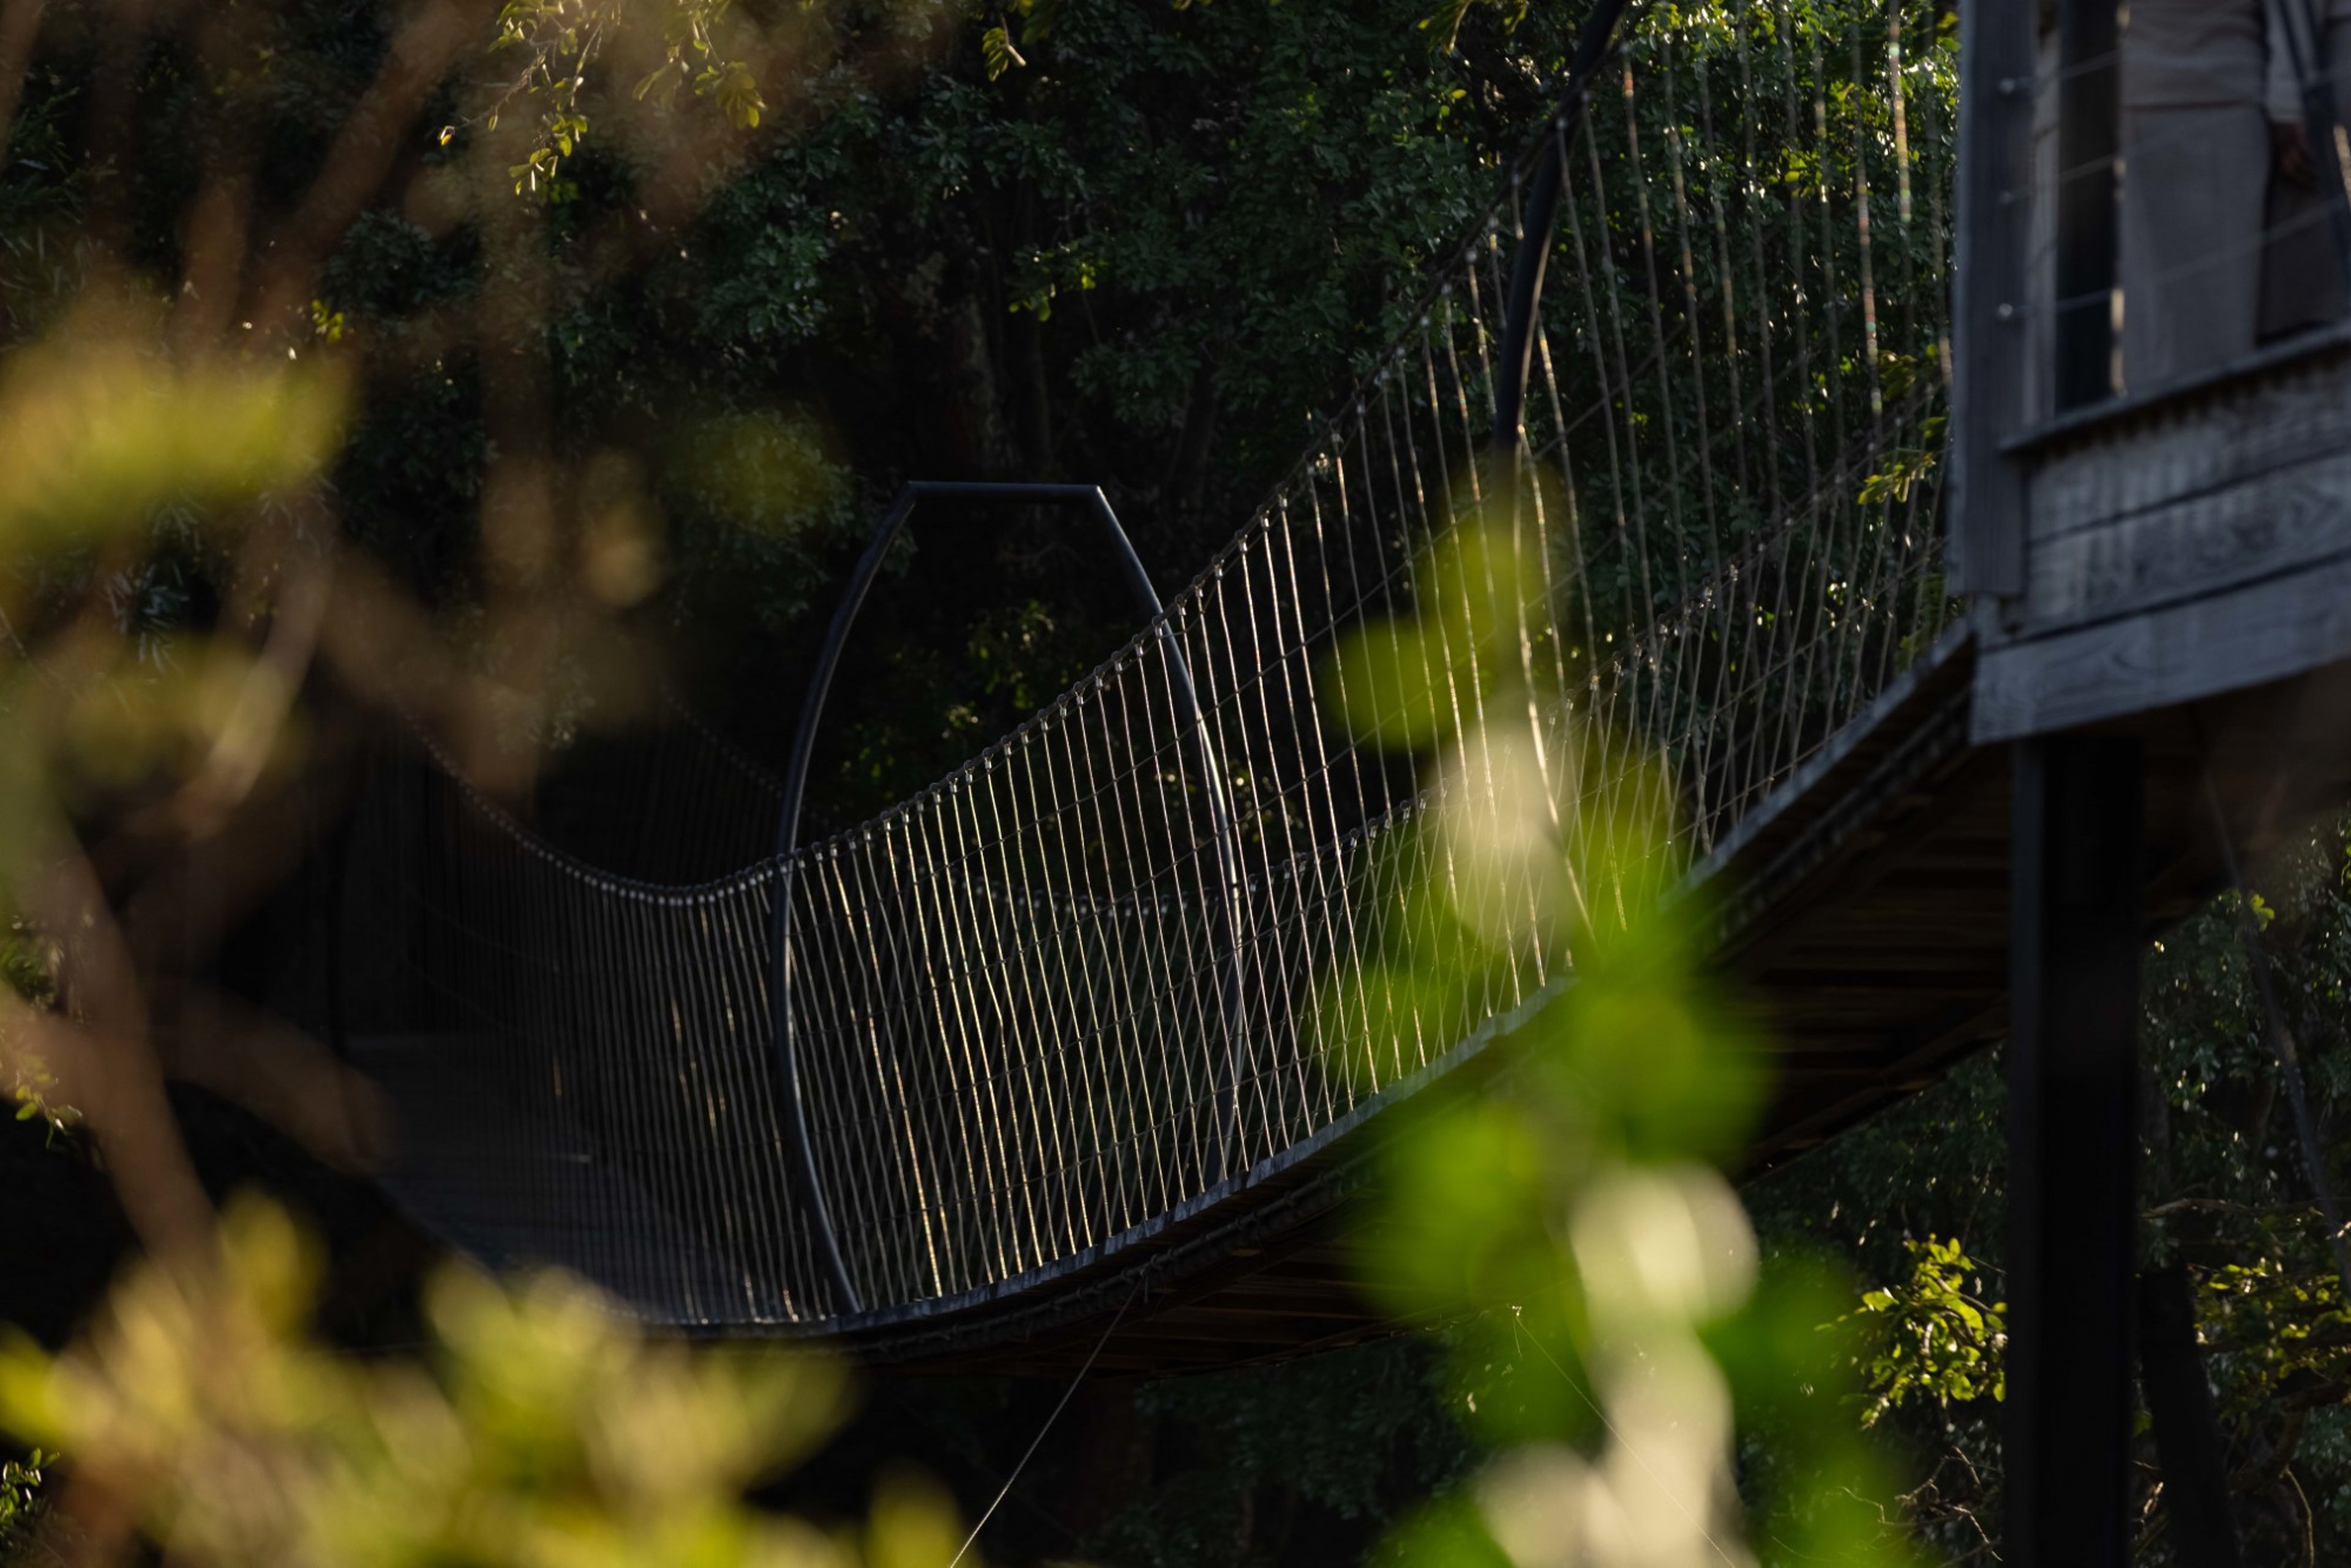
[1977,326,2351,744]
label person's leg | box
[2259,24,2351,338]
[2122,103,2270,388]
[2318,20,2351,316]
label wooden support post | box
[2053,0,2120,411]
[2007,735,2141,1568]
[1951,0,2037,596]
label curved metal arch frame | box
[1492,0,1635,455]
[769,481,1247,1317]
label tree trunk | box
[2138,1264,2244,1568]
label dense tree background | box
[0,0,1569,1558]
[0,0,1588,827]
[5,0,2351,1562]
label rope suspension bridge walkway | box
[332,0,1987,1368]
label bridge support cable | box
[770,483,1245,1316]
[944,1281,1141,1568]
[1484,0,1963,885]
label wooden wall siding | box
[1976,552,2351,740]
[2027,334,2351,550]
[2030,453,2351,626]
[1973,330,2351,741]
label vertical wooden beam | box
[1950,0,2036,596]
[2053,0,2120,410]
[2008,734,2140,1568]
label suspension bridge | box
[323,0,2351,1439]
